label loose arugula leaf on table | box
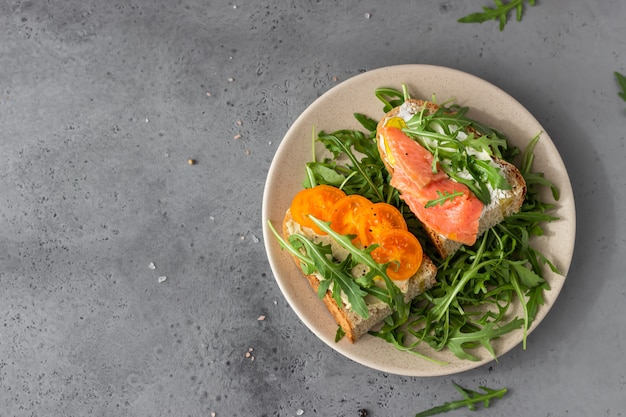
[458,0,536,31]
[616,71,626,102]
[414,382,508,417]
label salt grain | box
[296,409,304,416]
[252,235,259,243]
[233,134,242,140]
[158,276,167,283]
[148,262,156,270]
[258,315,266,321]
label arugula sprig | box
[414,382,508,416]
[616,71,626,102]
[425,190,465,208]
[458,0,536,31]
[304,120,404,206]
[267,216,408,322]
[402,101,511,205]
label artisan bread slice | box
[283,209,437,343]
[377,99,527,259]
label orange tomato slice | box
[357,202,408,246]
[290,185,346,234]
[329,194,373,241]
[371,229,423,281]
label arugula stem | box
[414,384,508,417]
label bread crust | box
[282,209,437,343]
[377,99,527,258]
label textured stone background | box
[1,0,625,416]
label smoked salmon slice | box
[380,126,483,246]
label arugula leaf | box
[267,219,371,318]
[446,318,524,361]
[458,0,536,31]
[615,71,626,102]
[402,101,511,205]
[309,216,409,320]
[414,383,508,417]
[425,190,464,208]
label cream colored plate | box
[261,64,575,376]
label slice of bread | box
[283,209,438,343]
[377,99,527,259]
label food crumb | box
[228,77,235,82]
[206,91,212,97]
[211,413,216,417]
[296,409,304,416]
[236,119,243,126]
[252,234,260,243]
[187,158,196,165]
[233,134,242,140]
[364,12,371,19]
[245,347,255,361]
[245,149,250,155]
[158,276,167,283]
[148,262,156,270]
[258,315,266,321]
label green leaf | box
[615,71,626,102]
[354,112,378,132]
[335,325,346,342]
[458,0,536,31]
[309,216,409,320]
[446,319,524,361]
[289,234,371,319]
[414,383,508,416]
[304,162,346,188]
[424,190,465,208]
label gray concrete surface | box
[1,0,625,416]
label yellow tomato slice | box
[357,202,408,246]
[329,194,373,242]
[371,229,423,281]
[290,185,346,234]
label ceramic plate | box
[261,64,575,376]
